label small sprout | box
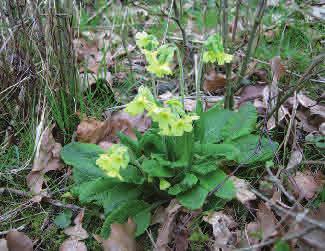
[159,178,171,190]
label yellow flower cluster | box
[135,32,175,77]
[96,144,130,180]
[125,86,199,136]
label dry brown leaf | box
[238,84,266,107]
[295,203,325,250]
[286,149,303,171]
[76,111,151,147]
[155,199,182,251]
[26,125,63,202]
[256,202,277,240]
[203,211,237,250]
[292,170,324,200]
[76,118,111,144]
[64,210,89,241]
[246,222,261,246]
[6,231,33,251]
[60,210,88,251]
[102,218,136,251]
[0,239,8,251]
[203,70,227,93]
[184,99,196,112]
[270,56,285,82]
[59,240,87,251]
[230,176,256,204]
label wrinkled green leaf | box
[193,143,239,161]
[196,102,233,143]
[221,103,257,141]
[234,135,277,164]
[60,142,106,183]
[190,161,217,175]
[168,173,198,195]
[198,169,235,199]
[101,200,151,238]
[120,166,145,184]
[177,185,209,209]
[141,159,174,177]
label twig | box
[253,57,325,84]
[85,0,113,25]
[0,187,80,211]
[233,0,266,90]
[251,188,325,231]
[237,225,317,250]
[266,53,325,121]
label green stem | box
[176,47,185,107]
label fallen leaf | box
[297,93,317,108]
[76,111,151,147]
[26,125,64,202]
[155,199,182,251]
[230,176,256,204]
[203,211,237,250]
[296,203,325,250]
[203,70,227,93]
[59,240,87,251]
[64,210,89,241]
[60,210,88,251]
[246,222,261,246]
[184,99,196,112]
[270,56,285,82]
[256,202,277,240]
[6,231,33,251]
[238,84,266,107]
[76,118,111,144]
[286,149,303,171]
[0,239,8,251]
[102,218,136,251]
[292,170,324,200]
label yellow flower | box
[148,107,175,129]
[144,50,173,77]
[135,32,159,51]
[159,178,171,190]
[170,118,193,136]
[215,52,233,65]
[96,144,129,180]
[125,96,149,115]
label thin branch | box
[233,0,266,90]
[266,53,325,120]
[232,0,241,43]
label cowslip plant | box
[203,34,233,65]
[135,31,176,77]
[60,87,278,239]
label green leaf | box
[141,159,174,177]
[139,131,165,155]
[190,161,218,175]
[117,132,140,156]
[60,142,106,183]
[198,169,235,199]
[168,173,198,195]
[101,200,151,238]
[196,102,233,143]
[273,240,290,251]
[177,185,209,210]
[233,135,278,164]
[120,166,145,184]
[133,209,151,236]
[193,143,239,161]
[75,177,119,203]
[221,103,257,141]
[73,178,142,215]
[54,210,72,229]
